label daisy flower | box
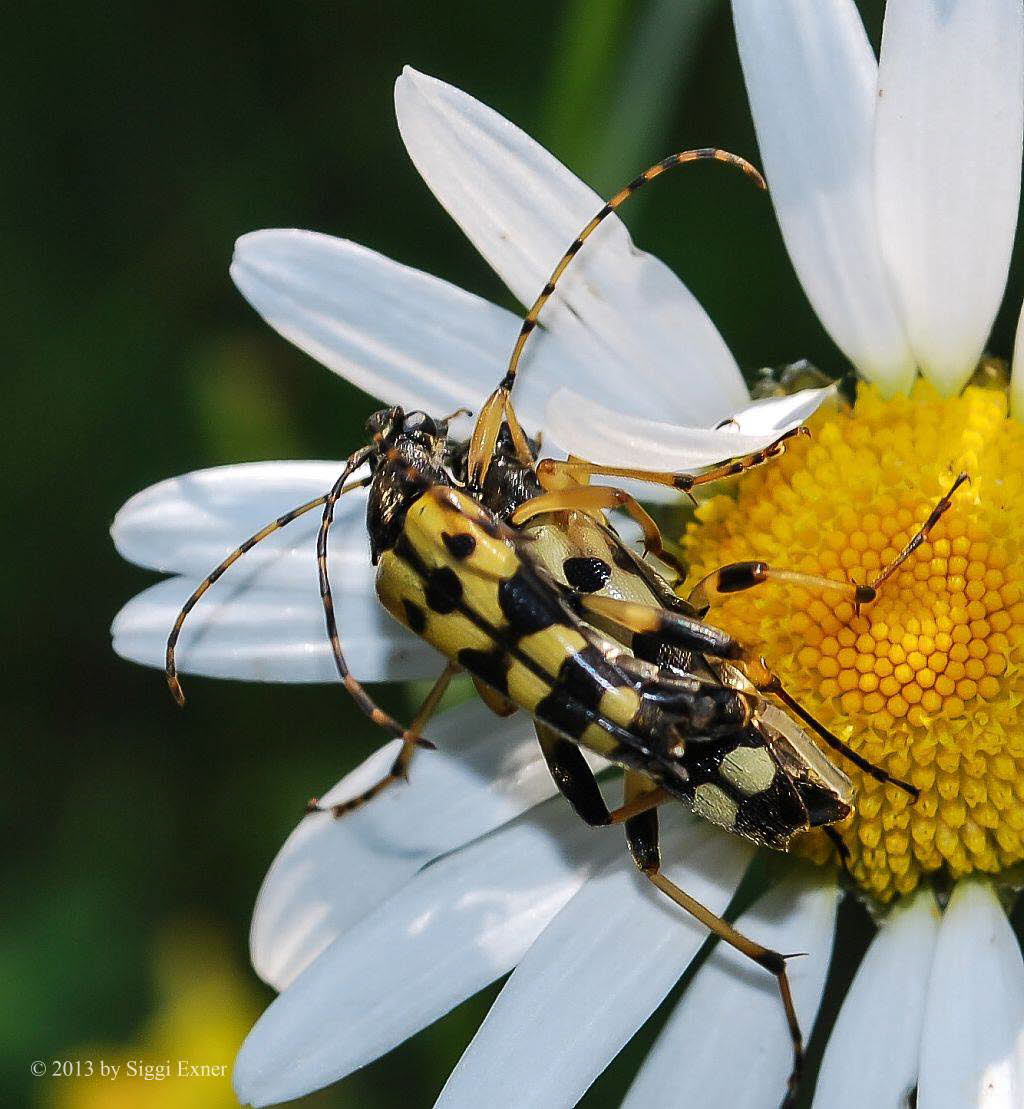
[110,1,1024,1107]
[110,67,824,1108]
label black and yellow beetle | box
[163,148,963,1108]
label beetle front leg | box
[512,484,685,579]
[535,426,806,500]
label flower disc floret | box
[685,382,1024,902]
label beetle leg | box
[535,426,806,501]
[535,724,670,826]
[512,484,686,579]
[309,662,459,819]
[686,561,875,612]
[624,803,804,1109]
[577,593,744,661]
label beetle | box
[162,147,964,1108]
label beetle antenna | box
[165,452,371,707]
[316,448,437,744]
[468,148,766,482]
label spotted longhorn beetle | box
[164,148,965,1108]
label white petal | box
[1012,296,1024,421]
[813,886,939,1109]
[110,463,439,683]
[394,67,748,427]
[435,815,752,1109]
[252,701,605,990]
[233,792,619,1108]
[729,384,837,435]
[112,461,355,585]
[111,575,437,684]
[231,229,592,437]
[875,0,1024,395]
[733,0,916,391]
[625,867,839,1109]
[919,880,1024,1108]
[544,386,828,473]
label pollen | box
[683,381,1024,902]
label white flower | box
[110,0,1024,1105]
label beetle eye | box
[403,411,437,436]
[366,406,404,437]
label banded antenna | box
[467,147,767,484]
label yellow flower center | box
[684,381,1024,902]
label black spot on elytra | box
[457,647,509,695]
[556,646,613,710]
[535,686,592,740]
[442,531,476,560]
[732,772,805,849]
[497,569,559,634]
[424,567,463,613]
[402,599,426,635]
[535,646,613,739]
[562,556,612,594]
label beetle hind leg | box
[532,743,803,1105]
[534,724,669,826]
[747,660,919,800]
[625,798,804,1109]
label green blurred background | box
[9,0,1024,1106]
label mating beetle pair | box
[164,148,962,1108]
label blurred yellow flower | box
[45,921,260,1109]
